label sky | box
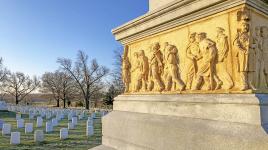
[0,0,149,77]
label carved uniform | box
[216,33,234,89]
[186,41,200,90]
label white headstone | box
[86,126,94,136]
[16,114,21,120]
[68,122,75,130]
[2,123,11,135]
[46,121,53,133]
[87,119,93,127]
[10,132,20,145]
[36,117,43,127]
[0,119,4,129]
[25,123,33,133]
[29,113,34,120]
[0,101,7,111]
[72,117,77,125]
[60,128,68,140]
[17,119,24,128]
[34,130,44,142]
[52,118,58,127]
[68,114,72,121]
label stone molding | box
[112,0,268,44]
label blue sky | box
[0,0,148,76]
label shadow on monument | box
[256,94,268,134]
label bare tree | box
[41,70,75,108]
[110,47,124,95]
[57,50,109,110]
[1,72,40,105]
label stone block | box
[86,126,94,136]
[17,119,24,128]
[60,128,68,140]
[25,123,33,133]
[68,122,75,130]
[72,117,77,125]
[34,130,44,142]
[10,132,20,145]
[36,117,43,127]
[46,121,53,133]
[2,123,11,135]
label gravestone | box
[52,118,58,127]
[68,122,75,130]
[25,123,33,133]
[86,126,94,136]
[92,0,268,150]
[72,117,77,126]
[10,132,20,145]
[60,128,68,140]
[16,114,21,120]
[0,119,4,130]
[0,101,7,111]
[34,130,44,142]
[2,123,11,135]
[17,119,24,128]
[36,117,43,127]
[46,121,53,133]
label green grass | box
[0,111,102,150]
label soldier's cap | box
[197,32,207,36]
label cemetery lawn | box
[0,111,102,150]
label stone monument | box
[92,0,268,149]
[0,101,8,111]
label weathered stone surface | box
[90,145,116,150]
[68,122,75,130]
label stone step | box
[89,145,116,150]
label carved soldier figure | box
[193,32,222,90]
[131,52,140,92]
[164,44,186,91]
[261,26,268,88]
[253,26,264,89]
[215,27,234,90]
[148,42,165,92]
[122,54,131,93]
[185,32,201,90]
[234,21,256,91]
[136,50,149,92]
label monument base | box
[91,94,268,150]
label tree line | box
[0,49,124,110]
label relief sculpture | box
[122,46,131,93]
[163,43,185,91]
[261,26,268,88]
[233,9,255,91]
[185,33,201,90]
[192,32,222,90]
[215,27,234,90]
[121,7,268,94]
[148,43,165,92]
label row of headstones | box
[2,116,95,145]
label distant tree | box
[104,85,117,106]
[57,50,109,110]
[111,47,124,94]
[1,72,40,105]
[41,70,75,108]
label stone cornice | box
[112,0,268,45]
